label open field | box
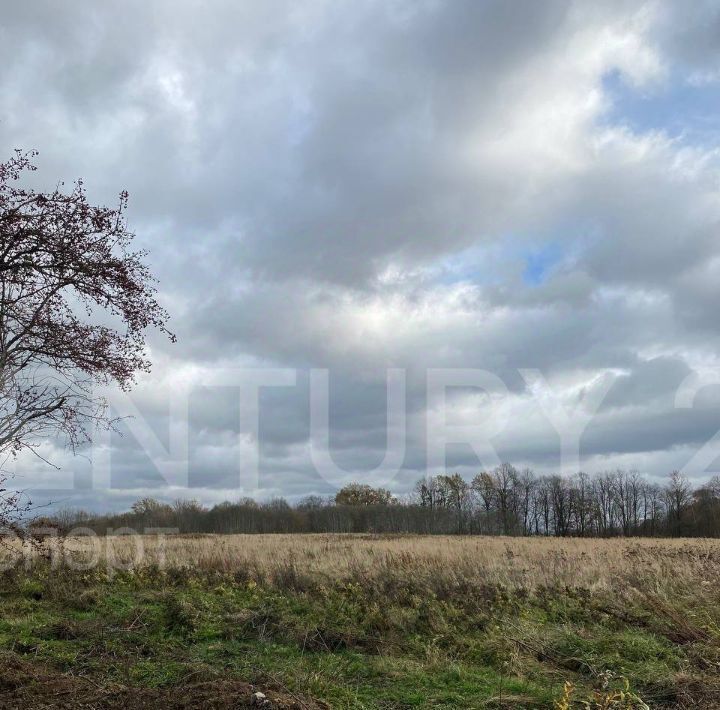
[1,534,720,708]
[16,532,720,590]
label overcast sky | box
[3,0,720,510]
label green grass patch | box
[0,562,716,708]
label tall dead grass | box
[7,533,720,594]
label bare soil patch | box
[0,655,325,710]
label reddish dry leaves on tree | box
[0,150,173,532]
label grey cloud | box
[602,357,693,410]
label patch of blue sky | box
[435,243,509,287]
[436,238,569,289]
[522,242,564,285]
[600,69,720,144]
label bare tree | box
[0,151,173,530]
[436,473,470,533]
[643,482,664,537]
[571,471,593,536]
[663,470,692,535]
[593,472,617,536]
[491,463,518,535]
[518,468,538,536]
[549,475,573,536]
[471,470,497,532]
[415,475,441,510]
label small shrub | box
[555,678,650,709]
[68,589,100,612]
[19,579,43,601]
[162,594,198,634]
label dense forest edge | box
[32,466,720,537]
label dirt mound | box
[0,655,325,709]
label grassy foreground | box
[1,535,719,708]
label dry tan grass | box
[10,533,720,592]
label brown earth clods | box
[0,655,327,710]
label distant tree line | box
[36,466,720,537]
